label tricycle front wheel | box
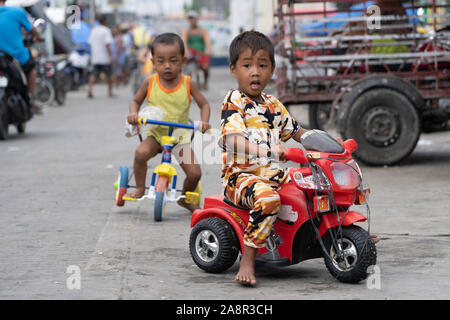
[154,175,168,221]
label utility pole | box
[89,0,96,26]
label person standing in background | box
[87,15,114,98]
[110,25,126,87]
[181,11,211,91]
[120,24,133,86]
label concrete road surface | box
[0,67,449,300]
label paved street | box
[0,67,449,300]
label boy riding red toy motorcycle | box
[189,130,377,284]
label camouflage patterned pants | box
[224,171,289,248]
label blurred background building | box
[9,0,450,60]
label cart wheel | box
[340,88,420,166]
[154,175,168,221]
[115,166,129,207]
[309,103,331,130]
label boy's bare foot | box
[371,234,381,244]
[235,263,257,286]
[124,187,145,199]
[177,198,200,213]
[235,246,257,286]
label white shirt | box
[88,25,113,65]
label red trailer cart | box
[273,0,450,165]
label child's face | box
[152,43,184,82]
[230,48,274,101]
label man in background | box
[87,15,114,98]
[182,11,212,91]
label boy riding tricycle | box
[115,32,211,221]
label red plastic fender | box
[191,208,245,252]
[318,210,367,236]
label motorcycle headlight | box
[331,160,361,189]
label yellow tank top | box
[146,73,191,124]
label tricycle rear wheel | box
[115,166,129,207]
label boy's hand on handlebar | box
[199,121,211,134]
[127,113,139,125]
[271,145,287,163]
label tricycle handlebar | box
[138,117,199,130]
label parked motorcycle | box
[0,19,46,140]
[34,56,55,106]
[42,55,68,106]
[189,130,377,284]
[66,45,90,91]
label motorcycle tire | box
[16,122,25,134]
[35,78,55,106]
[0,101,8,140]
[190,217,239,273]
[63,72,73,92]
[55,88,66,106]
[323,225,377,284]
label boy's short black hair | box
[151,33,185,57]
[229,31,275,66]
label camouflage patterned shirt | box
[219,89,300,187]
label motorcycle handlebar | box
[285,148,308,164]
[285,139,358,164]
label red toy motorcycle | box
[189,130,377,284]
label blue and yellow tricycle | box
[114,118,201,221]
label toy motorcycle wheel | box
[115,166,129,207]
[323,226,377,284]
[190,217,239,273]
[154,176,168,222]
